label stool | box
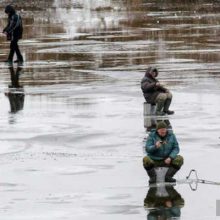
[143,102,156,116]
[155,167,169,183]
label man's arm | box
[145,133,159,153]
[4,14,19,34]
[169,134,180,159]
[156,83,168,92]
[141,80,157,92]
[3,22,9,33]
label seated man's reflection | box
[144,118,172,132]
[5,65,24,113]
[144,185,184,220]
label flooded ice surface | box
[0,0,220,219]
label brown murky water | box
[0,1,220,219]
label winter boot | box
[165,167,179,183]
[164,110,174,115]
[163,98,174,115]
[146,168,157,184]
[156,111,166,116]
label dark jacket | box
[141,67,167,104]
[3,5,23,41]
[145,130,180,160]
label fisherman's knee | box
[143,156,154,169]
[156,93,167,102]
[171,155,184,169]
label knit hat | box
[156,121,167,130]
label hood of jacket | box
[5,5,16,16]
[145,67,158,78]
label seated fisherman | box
[143,121,183,183]
[141,67,174,115]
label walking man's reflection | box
[5,65,25,113]
[144,185,184,220]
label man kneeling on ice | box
[143,121,183,184]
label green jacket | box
[145,131,179,160]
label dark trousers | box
[143,155,184,170]
[8,39,23,62]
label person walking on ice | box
[3,5,23,65]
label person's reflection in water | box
[144,118,172,132]
[5,65,25,113]
[144,185,184,220]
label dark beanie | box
[156,121,167,130]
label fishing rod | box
[186,169,220,191]
[148,169,220,191]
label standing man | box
[143,121,184,184]
[3,5,23,65]
[141,67,174,115]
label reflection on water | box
[144,185,184,220]
[0,0,219,83]
[5,65,25,113]
[53,0,121,35]
[144,117,172,133]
